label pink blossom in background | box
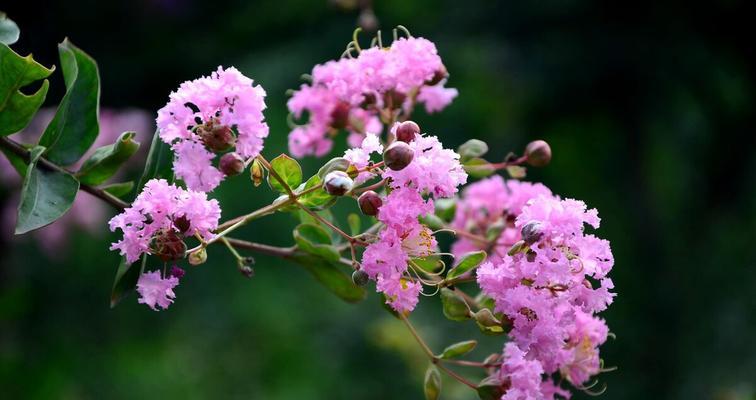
[136,270,180,311]
[0,108,153,256]
[417,84,458,113]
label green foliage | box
[317,156,350,179]
[0,12,20,45]
[347,213,361,236]
[0,44,54,136]
[15,146,80,234]
[293,223,340,262]
[76,131,140,185]
[110,255,146,308]
[440,288,471,321]
[101,181,134,198]
[268,154,302,193]
[457,139,489,162]
[38,39,100,166]
[446,250,486,280]
[463,158,495,178]
[137,130,173,190]
[288,253,366,303]
[439,340,477,359]
[423,364,441,400]
[297,174,335,209]
[476,375,507,400]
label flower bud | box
[154,229,187,262]
[383,141,414,171]
[520,221,543,245]
[323,171,354,196]
[240,265,255,278]
[360,92,376,108]
[330,101,351,129]
[395,121,420,143]
[524,140,551,167]
[220,152,245,176]
[199,124,236,153]
[188,248,207,266]
[426,64,448,86]
[352,269,369,286]
[250,158,264,187]
[169,266,185,279]
[358,190,383,216]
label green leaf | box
[0,145,27,177]
[268,154,302,193]
[15,146,79,234]
[447,250,486,280]
[506,165,526,179]
[347,213,361,236]
[424,364,441,400]
[434,198,456,221]
[463,158,495,178]
[38,39,100,165]
[288,254,366,303]
[293,223,340,262]
[136,129,173,191]
[297,174,335,209]
[0,44,54,136]
[440,288,471,321]
[476,376,507,400]
[411,256,443,274]
[110,255,146,308]
[473,309,507,336]
[0,12,20,45]
[101,181,134,198]
[76,131,140,185]
[457,139,489,162]
[440,340,477,359]
[317,157,350,179]
[419,213,444,230]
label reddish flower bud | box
[154,229,187,262]
[220,152,245,176]
[330,101,351,129]
[426,64,448,86]
[360,92,377,108]
[383,141,414,171]
[395,121,420,143]
[383,89,406,109]
[358,190,383,216]
[524,140,551,167]
[199,123,236,153]
[520,221,543,245]
[323,171,354,196]
[173,215,191,234]
[352,269,369,286]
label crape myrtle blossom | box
[476,195,615,397]
[451,176,553,261]
[287,36,456,157]
[136,270,180,311]
[156,66,268,192]
[108,179,221,264]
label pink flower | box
[500,342,545,400]
[136,270,179,311]
[172,139,224,193]
[288,125,333,158]
[417,84,458,113]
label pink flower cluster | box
[355,129,467,312]
[156,66,268,192]
[287,36,457,157]
[451,176,553,261]
[136,270,180,311]
[108,179,221,264]
[477,195,615,397]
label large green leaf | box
[15,146,80,234]
[110,255,146,308]
[0,44,54,136]
[76,131,140,185]
[293,223,340,262]
[288,253,366,303]
[446,250,486,280]
[440,288,471,321]
[267,154,302,193]
[136,129,173,191]
[38,39,100,165]
[0,12,20,45]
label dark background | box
[1,1,755,399]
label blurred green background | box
[1,1,755,399]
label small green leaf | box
[347,213,361,236]
[15,146,79,234]
[463,158,495,178]
[506,165,526,179]
[411,256,443,274]
[288,254,366,303]
[293,223,340,262]
[136,129,173,190]
[268,154,302,193]
[440,288,471,321]
[434,198,456,221]
[473,309,506,336]
[101,181,134,198]
[476,376,507,400]
[298,175,335,209]
[458,139,489,162]
[446,250,486,280]
[424,364,442,400]
[317,157,350,179]
[0,44,54,136]
[110,255,146,308]
[419,213,444,230]
[76,131,140,185]
[0,12,20,45]
[39,39,100,165]
[440,340,478,359]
